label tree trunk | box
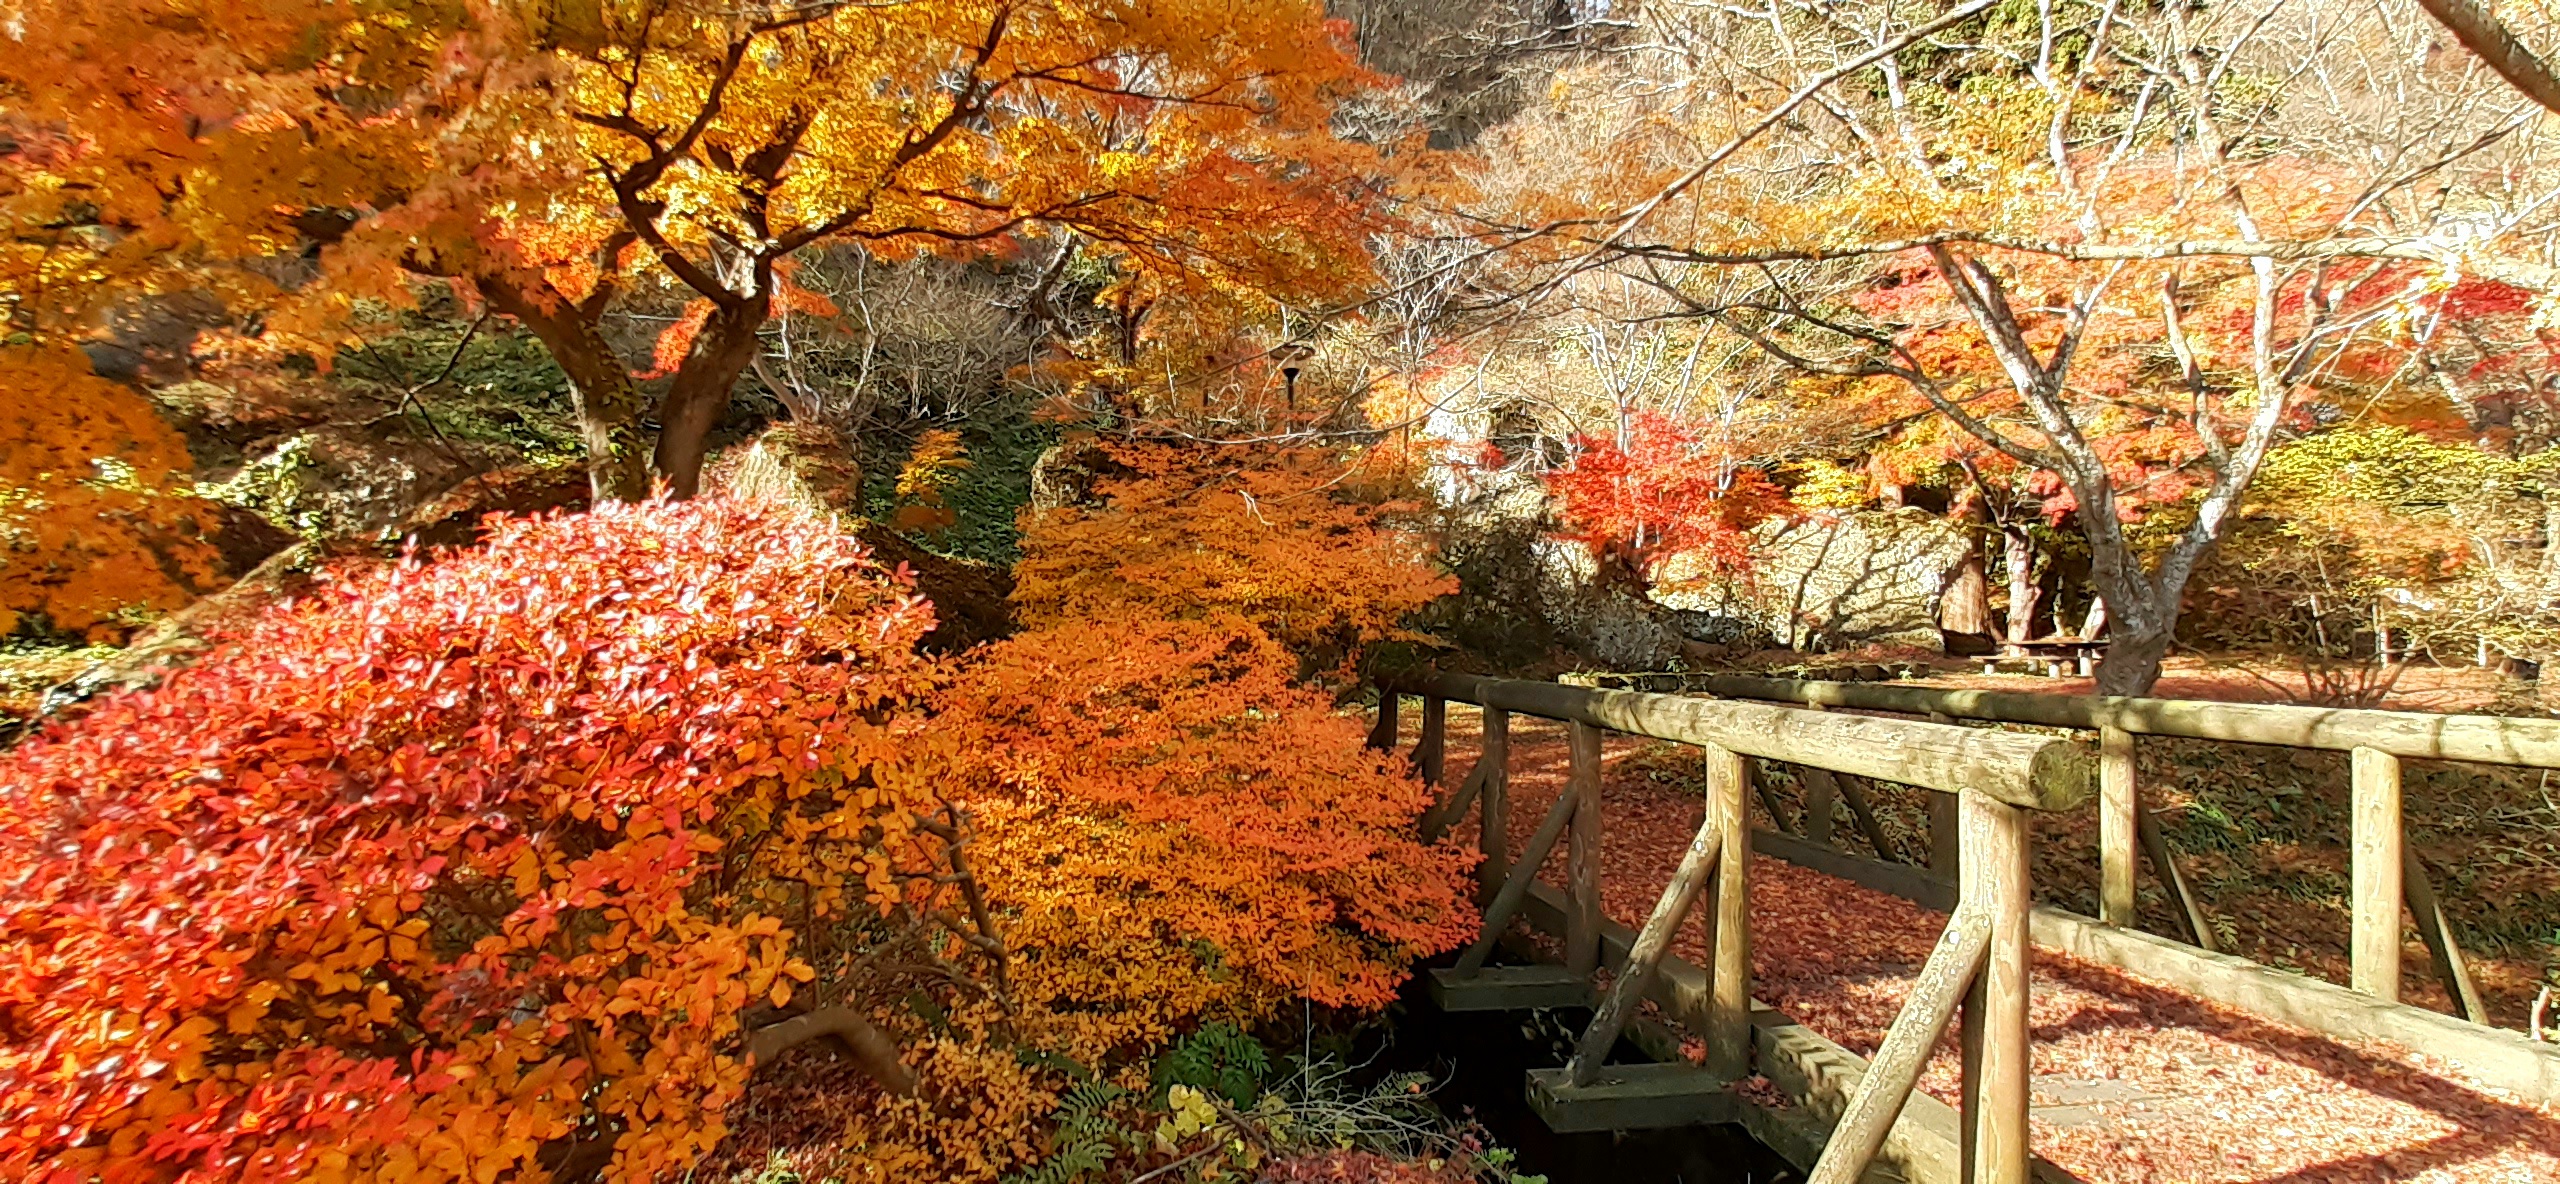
[473,279,651,503]
[2088,572,2175,695]
[2094,613,2171,696]
[1942,547,1994,636]
[653,300,769,499]
[2001,526,2043,644]
[1941,487,1995,638]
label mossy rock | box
[396,464,592,550]
[723,425,1013,652]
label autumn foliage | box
[1539,412,1789,591]
[0,345,222,638]
[0,496,952,1182]
[1011,439,1456,672]
[0,466,1474,1180]
[946,615,1475,1016]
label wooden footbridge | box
[1371,671,2560,1184]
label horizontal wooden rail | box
[1694,674,2560,767]
[1391,671,2093,810]
[1396,672,2043,1180]
[1702,672,2506,1022]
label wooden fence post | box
[1367,686,1400,752]
[1705,741,1753,1079]
[1802,765,1839,848]
[2352,746,2404,1001]
[1959,787,2031,1184]
[1926,714,1962,876]
[1479,708,1510,906]
[1930,791,1962,879]
[2099,726,2138,927]
[1417,695,1447,788]
[1566,721,1604,979]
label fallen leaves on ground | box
[1432,706,2560,1184]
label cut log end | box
[2023,739,2097,812]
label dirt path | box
[1436,706,2560,1184]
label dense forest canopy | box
[10,0,2560,1180]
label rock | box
[719,425,1013,653]
[1657,509,1971,649]
[724,422,865,513]
[849,521,1014,652]
[1940,628,2000,657]
[1026,434,1133,511]
[1681,640,1731,665]
[1575,587,1685,670]
[198,422,520,541]
[205,503,296,577]
[395,465,591,551]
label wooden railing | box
[1376,672,2092,1184]
[1685,673,2560,1024]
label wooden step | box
[1526,1062,1740,1133]
[1426,965,1591,1012]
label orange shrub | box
[1010,441,1454,674]
[940,614,1477,1036]
[0,496,949,1183]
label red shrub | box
[0,497,942,1183]
[1541,411,1789,590]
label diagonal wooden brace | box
[1564,816,1723,1085]
[1418,758,1492,844]
[1804,908,1992,1184]
[1455,789,1580,974]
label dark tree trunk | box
[653,300,770,498]
[473,280,651,503]
[2094,605,2172,696]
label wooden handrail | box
[1390,671,2093,810]
[1697,672,2501,1022]
[1693,673,2560,767]
[1390,673,2038,1182]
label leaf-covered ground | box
[1436,705,2560,1183]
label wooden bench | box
[1994,637,2108,678]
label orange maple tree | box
[0,345,222,639]
[2,0,1395,501]
[943,614,1476,1012]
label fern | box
[1152,1022,1271,1108]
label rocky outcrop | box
[395,465,592,550]
[1659,508,1970,651]
[721,425,1014,652]
[1025,433,1135,511]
